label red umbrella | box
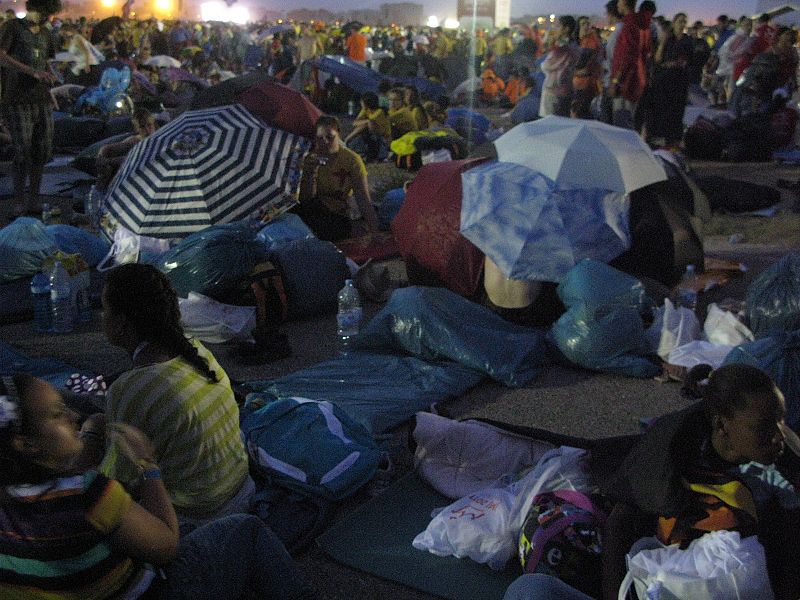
[391,157,489,298]
[237,80,322,140]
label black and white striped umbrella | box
[106,104,308,238]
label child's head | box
[361,91,380,111]
[0,374,82,485]
[686,364,786,465]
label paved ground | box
[1,157,799,599]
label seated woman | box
[96,263,255,534]
[344,91,391,163]
[387,87,416,139]
[601,364,800,600]
[96,108,158,189]
[295,114,379,241]
[0,373,312,599]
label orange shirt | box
[481,68,505,99]
[346,32,367,63]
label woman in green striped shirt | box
[98,263,254,533]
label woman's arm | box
[105,424,179,565]
[353,169,378,233]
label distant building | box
[379,3,423,27]
[755,1,800,25]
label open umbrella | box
[391,158,489,297]
[145,55,181,68]
[494,116,666,194]
[106,104,309,239]
[190,70,270,109]
[460,161,631,282]
[166,67,209,88]
[132,70,157,96]
[237,79,321,139]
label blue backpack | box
[241,397,381,501]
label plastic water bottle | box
[76,271,92,323]
[30,272,52,332]
[676,264,698,313]
[50,261,74,333]
[84,184,100,230]
[336,279,363,355]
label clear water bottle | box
[30,271,52,332]
[84,184,101,231]
[76,271,92,323]
[50,261,75,333]
[676,264,698,312]
[337,279,363,356]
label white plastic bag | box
[647,299,702,360]
[412,444,595,571]
[178,292,255,343]
[508,446,594,532]
[412,486,517,570]
[97,226,171,271]
[667,340,733,370]
[704,303,755,347]
[619,531,774,600]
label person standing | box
[345,26,367,65]
[0,0,59,217]
[540,15,580,117]
[608,0,654,130]
[644,13,692,147]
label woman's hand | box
[108,423,157,467]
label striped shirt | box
[101,340,248,517]
[0,472,139,599]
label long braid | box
[105,264,218,383]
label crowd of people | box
[1,0,798,216]
[1,0,800,598]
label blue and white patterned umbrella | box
[106,104,308,239]
[460,161,631,282]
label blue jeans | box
[503,574,595,600]
[149,514,313,600]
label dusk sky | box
[291,0,762,23]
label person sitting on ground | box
[386,86,416,139]
[295,114,379,241]
[601,364,800,600]
[404,84,429,130]
[344,91,390,163]
[0,373,313,599]
[502,66,529,107]
[96,107,158,189]
[480,55,506,105]
[93,264,255,535]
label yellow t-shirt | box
[356,107,391,140]
[301,146,367,216]
[388,107,416,139]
